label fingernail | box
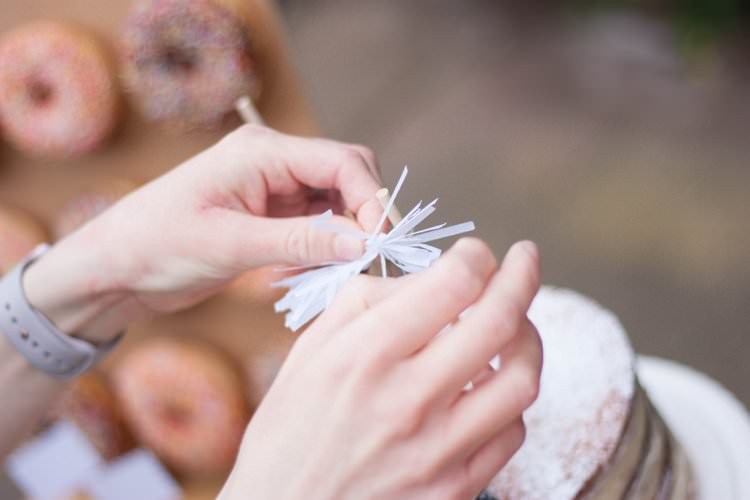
[515,240,539,260]
[334,235,364,261]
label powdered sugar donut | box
[0,21,119,157]
[113,338,250,475]
[120,0,261,128]
[0,204,47,274]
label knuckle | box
[440,258,485,304]
[444,471,472,500]
[529,323,544,373]
[402,455,437,487]
[512,420,528,451]
[457,238,497,269]
[221,124,270,149]
[352,144,376,163]
[283,227,314,263]
[489,300,523,338]
[341,147,368,168]
[340,274,373,299]
[512,365,541,409]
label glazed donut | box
[0,204,47,274]
[120,0,261,128]
[113,338,250,475]
[54,178,137,239]
[52,371,134,460]
[0,21,119,157]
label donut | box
[0,21,119,157]
[0,204,47,274]
[120,0,261,128]
[113,338,250,475]
[53,178,137,239]
[225,266,295,304]
[52,371,134,460]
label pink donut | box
[120,0,261,128]
[114,338,250,475]
[0,22,119,157]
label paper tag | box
[5,421,101,499]
[83,449,180,500]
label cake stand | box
[637,356,750,500]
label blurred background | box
[1,1,748,497]
[280,0,749,406]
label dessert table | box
[1,0,316,497]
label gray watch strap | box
[0,244,122,380]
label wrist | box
[22,232,130,344]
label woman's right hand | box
[220,238,543,500]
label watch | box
[0,244,122,380]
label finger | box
[307,274,418,335]
[469,365,495,389]
[250,131,384,232]
[447,321,542,455]
[412,240,540,399]
[340,238,497,360]
[311,139,384,185]
[464,419,526,496]
[220,211,366,266]
[348,144,383,185]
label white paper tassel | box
[273,167,475,331]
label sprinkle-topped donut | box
[0,21,119,157]
[113,338,250,475]
[120,0,261,128]
[52,371,134,461]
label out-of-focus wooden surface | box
[1,0,316,498]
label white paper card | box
[5,421,101,499]
[84,449,180,500]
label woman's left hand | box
[23,125,384,341]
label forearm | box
[0,228,133,458]
[0,334,63,457]
[22,227,133,344]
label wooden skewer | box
[375,188,403,226]
[235,95,265,125]
[369,187,403,277]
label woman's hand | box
[220,238,543,500]
[23,125,383,342]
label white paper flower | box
[273,167,475,331]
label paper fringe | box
[273,166,475,331]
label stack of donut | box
[0,0,278,483]
[0,0,263,157]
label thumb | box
[250,214,365,266]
